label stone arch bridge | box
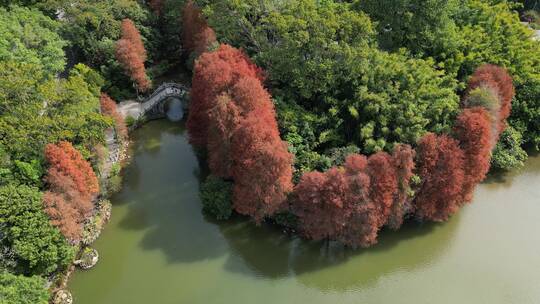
[118,82,189,122]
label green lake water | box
[69,119,540,304]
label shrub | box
[491,126,528,170]
[200,176,233,220]
[107,163,123,194]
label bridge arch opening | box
[164,97,184,122]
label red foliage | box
[292,168,350,241]
[207,94,241,178]
[182,0,217,56]
[230,113,294,223]
[344,154,368,175]
[387,144,416,230]
[115,19,150,92]
[45,142,99,200]
[414,134,465,222]
[341,171,378,247]
[100,93,128,141]
[43,191,81,242]
[187,44,265,147]
[366,152,398,228]
[467,64,514,135]
[230,77,278,129]
[44,141,99,242]
[453,107,493,202]
[292,151,402,248]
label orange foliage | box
[44,141,99,242]
[187,44,264,147]
[231,113,294,223]
[45,142,99,200]
[100,93,128,141]
[182,0,217,56]
[115,19,150,92]
[414,134,465,222]
[207,94,241,178]
[43,191,82,242]
[188,43,291,222]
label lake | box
[69,119,540,304]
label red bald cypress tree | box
[43,191,82,242]
[292,151,402,248]
[182,0,217,56]
[115,19,150,92]
[466,64,514,135]
[453,107,493,203]
[230,112,294,223]
[344,153,368,175]
[341,155,379,248]
[207,94,241,178]
[292,168,350,242]
[187,44,264,147]
[414,134,465,222]
[44,141,99,242]
[45,142,99,201]
[366,152,398,228]
[100,93,128,142]
[387,144,416,230]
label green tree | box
[0,272,49,304]
[0,185,74,275]
[491,125,528,170]
[454,0,540,159]
[0,61,110,167]
[45,0,156,98]
[0,6,66,74]
[355,0,463,72]
[202,0,460,154]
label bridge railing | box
[145,83,188,103]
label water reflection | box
[69,120,540,304]
[117,120,228,263]
[165,97,184,122]
[219,215,460,291]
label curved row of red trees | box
[290,65,513,247]
[185,2,514,248]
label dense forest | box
[1,0,539,302]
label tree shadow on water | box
[117,181,229,264]
[114,120,229,264]
[219,213,462,292]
